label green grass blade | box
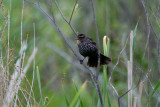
[36,66,44,107]
[75,99,81,107]
[73,81,84,107]
[70,81,87,107]
[97,99,100,107]
[61,83,70,107]
[156,101,159,107]
[149,81,160,106]
[150,81,160,98]
[102,36,111,107]
[65,95,70,107]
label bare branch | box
[69,0,78,24]
[108,34,130,99]
[47,42,87,72]
[90,0,100,82]
[141,0,151,59]
[118,71,142,107]
[54,0,78,36]
[35,3,79,59]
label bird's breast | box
[77,40,80,44]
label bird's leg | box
[80,57,86,64]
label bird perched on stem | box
[75,34,111,67]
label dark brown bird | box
[75,34,111,67]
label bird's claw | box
[80,60,83,64]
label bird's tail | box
[87,53,111,67]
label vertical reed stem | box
[128,31,133,107]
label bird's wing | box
[86,38,97,52]
[88,38,97,46]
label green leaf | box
[70,81,87,107]
[61,83,70,107]
[73,81,84,107]
[97,99,100,107]
[156,101,159,107]
[75,99,81,107]
[150,81,160,99]
[149,81,160,106]
[36,66,44,107]
[65,95,70,107]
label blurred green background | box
[0,0,160,106]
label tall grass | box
[1,0,160,107]
[1,1,38,106]
[70,81,87,107]
[102,36,111,107]
[36,66,45,107]
[128,30,133,107]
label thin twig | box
[110,35,130,79]
[109,34,130,98]
[19,87,37,105]
[141,0,151,59]
[3,41,37,106]
[148,1,160,74]
[90,0,100,82]
[35,3,79,59]
[54,0,78,36]
[158,39,160,74]
[7,11,10,94]
[47,43,87,72]
[69,0,78,24]
[118,71,142,107]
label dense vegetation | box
[0,0,160,107]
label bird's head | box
[75,34,86,42]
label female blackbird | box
[75,34,111,67]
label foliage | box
[0,0,160,107]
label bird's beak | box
[75,37,78,40]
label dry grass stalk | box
[0,5,8,106]
[0,61,4,107]
[0,45,3,107]
[133,97,137,107]
[128,31,133,107]
[3,42,27,106]
[137,81,144,107]
[3,41,37,106]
